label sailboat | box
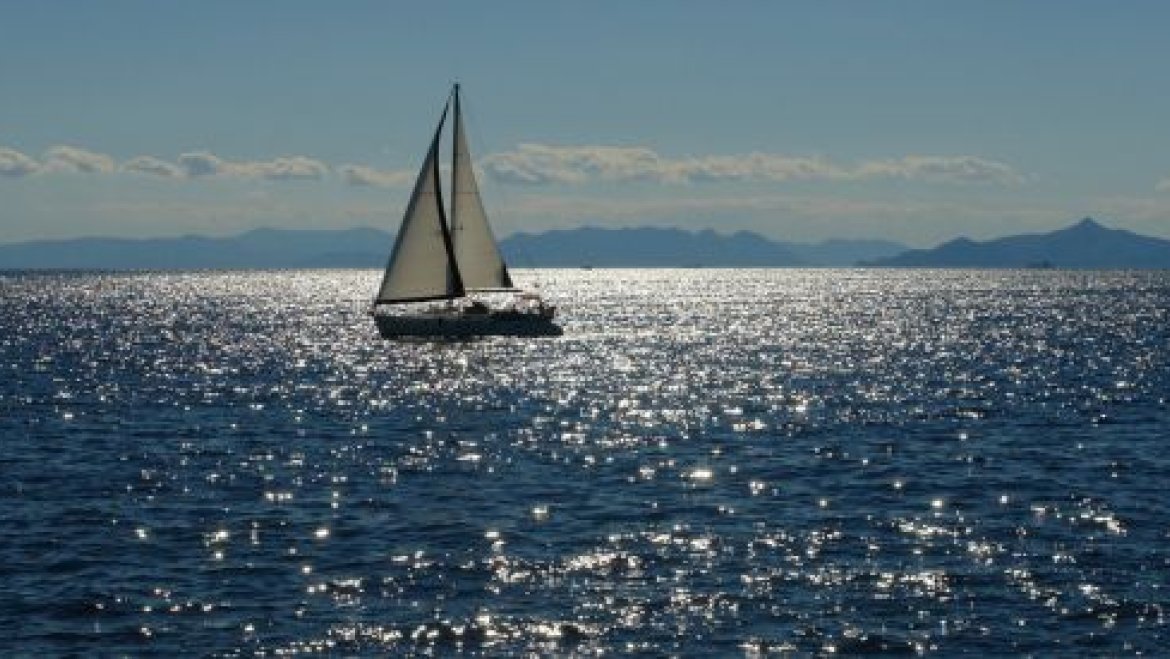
[371,85,562,338]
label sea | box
[1,268,1167,656]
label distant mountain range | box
[0,227,392,270]
[1,218,1167,269]
[0,226,905,269]
[864,218,1170,268]
[502,227,906,267]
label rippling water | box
[2,269,1168,656]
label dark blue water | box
[2,269,1167,656]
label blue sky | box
[3,1,1170,246]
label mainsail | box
[375,103,464,304]
[450,85,514,290]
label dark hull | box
[374,312,563,338]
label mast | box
[434,96,463,297]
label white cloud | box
[0,147,41,177]
[481,144,705,184]
[177,151,329,181]
[338,164,415,187]
[121,155,184,178]
[3,145,381,185]
[249,155,330,181]
[481,143,1024,186]
[668,153,845,183]
[855,155,1025,185]
[42,145,116,174]
[176,151,227,177]
[1156,178,1170,192]
[4,142,1026,190]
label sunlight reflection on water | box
[1,268,1168,655]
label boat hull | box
[374,312,563,338]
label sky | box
[3,1,1170,247]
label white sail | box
[375,106,464,304]
[450,86,514,291]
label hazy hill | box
[501,228,905,267]
[501,227,801,266]
[7,219,1168,270]
[867,218,1170,268]
[0,227,391,270]
[0,226,906,269]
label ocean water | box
[1,268,1168,656]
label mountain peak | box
[867,216,1170,268]
[1070,217,1103,231]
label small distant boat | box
[370,85,561,338]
